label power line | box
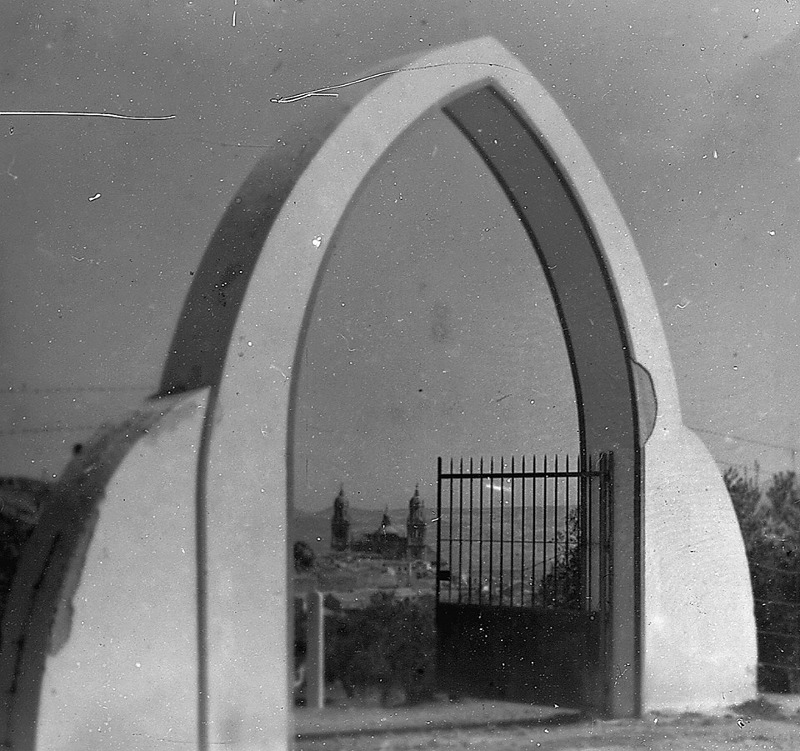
[0,424,102,437]
[2,385,152,395]
[688,425,796,454]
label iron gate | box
[435,453,613,709]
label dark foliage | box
[535,509,581,610]
[326,592,437,705]
[725,466,800,692]
[293,540,316,572]
[0,516,35,617]
[296,591,436,706]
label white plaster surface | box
[642,425,757,711]
[35,390,207,750]
[201,386,292,750]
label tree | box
[293,540,316,572]
[324,592,437,705]
[536,509,581,610]
[724,466,764,555]
[725,466,800,692]
[0,515,36,618]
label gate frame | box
[435,454,614,710]
[435,454,614,612]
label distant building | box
[330,485,350,552]
[351,508,408,558]
[406,485,426,559]
[330,484,429,560]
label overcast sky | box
[1,1,798,501]
[292,113,579,510]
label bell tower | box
[331,485,350,552]
[406,483,426,559]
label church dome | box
[379,510,403,537]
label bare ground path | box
[295,697,800,751]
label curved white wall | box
[642,427,757,710]
[34,391,207,751]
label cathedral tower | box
[406,484,426,559]
[331,485,350,552]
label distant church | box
[330,484,428,560]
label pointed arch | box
[0,37,755,751]
[184,36,754,733]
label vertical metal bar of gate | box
[488,457,494,605]
[436,457,442,605]
[554,454,559,605]
[588,454,596,611]
[531,454,537,608]
[595,455,602,614]
[580,453,589,611]
[510,456,515,607]
[436,453,613,613]
[608,452,615,613]
[541,454,548,607]
[520,455,526,607]
[448,459,455,602]
[478,458,484,605]
[458,458,464,603]
[468,458,474,603]
[601,453,614,613]
[565,454,571,605]
[499,457,504,606]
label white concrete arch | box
[205,35,754,733]
[3,35,756,751]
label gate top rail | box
[438,469,606,480]
[437,454,612,481]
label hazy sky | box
[1,1,798,492]
[292,113,579,510]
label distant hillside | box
[293,506,417,555]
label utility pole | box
[306,590,325,709]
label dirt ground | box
[295,699,800,751]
